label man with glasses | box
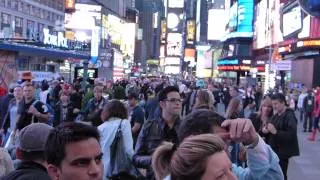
[133,86,182,179]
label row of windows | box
[0,0,64,22]
[18,58,56,72]
[1,12,48,38]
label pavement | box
[288,118,320,180]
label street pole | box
[82,59,89,92]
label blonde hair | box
[257,96,273,118]
[152,134,226,180]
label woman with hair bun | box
[152,134,237,180]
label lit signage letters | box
[217,59,239,65]
[297,40,320,47]
[242,60,251,64]
[43,28,68,48]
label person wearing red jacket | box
[309,88,320,141]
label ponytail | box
[152,142,176,180]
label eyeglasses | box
[165,98,183,103]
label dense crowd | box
[0,76,318,180]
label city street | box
[288,120,320,180]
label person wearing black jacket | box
[302,90,314,132]
[133,86,182,179]
[53,92,76,127]
[265,93,299,180]
[2,123,52,180]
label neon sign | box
[43,28,68,48]
[217,59,239,65]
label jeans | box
[313,117,320,129]
[304,112,313,131]
[299,109,304,122]
[280,158,289,180]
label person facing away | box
[193,89,215,111]
[1,123,53,180]
[264,93,299,180]
[152,134,237,180]
[45,122,103,180]
[98,100,134,180]
[127,92,145,144]
[133,86,182,180]
[167,109,284,180]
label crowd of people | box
[0,75,315,180]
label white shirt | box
[297,93,308,109]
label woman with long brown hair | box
[225,98,241,119]
[194,90,215,111]
[152,134,236,180]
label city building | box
[0,0,89,90]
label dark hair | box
[178,110,225,142]
[128,92,139,100]
[271,93,286,103]
[158,86,180,102]
[45,123,100,167]
[103,100,128,120]
[21,150,45,162]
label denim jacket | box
[164,136,284,180]
[98,118,134,180]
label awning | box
[0,42,90,59]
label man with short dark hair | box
[45,122,103,180]
[128,92,145,143]
[133,86,182,179]
[266,93,299,180]
[16,82,50,131]
[2,123,52,180]
[177,109,284,180]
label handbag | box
[107,120,144,180]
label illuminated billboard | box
[167,33,182,56]
[223,0,254,40]
[207,9,228,40]
[186,19,196,44]
[168,0,184,8]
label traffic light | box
[299,0,320,17]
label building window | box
[30,64,46,71]
[18,58,30,71]
[1,13,11,32]
[15,17,23,37]
[40,9,44,19]
[18,1,23,11]
[27,20,35,38]
[24,3,30,15]
[6,0,11,8]
[0,0,5,7]
[47,65,55,73]
[35,7,41,18]
[11,0,18,10]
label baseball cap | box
[18,123,53,152]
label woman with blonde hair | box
[194,90,215,111]
[249,96,274,141]
[152,134,236,180]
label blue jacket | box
[164,136,284,180]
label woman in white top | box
[98,100,134,180]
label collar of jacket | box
[16,161,48,173]
[156,115,180,132]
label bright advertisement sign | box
[282,5,302,38]
[121,23,136,56]
[168,0,184,8]
[161,19,167,43]
[223,0,254,40]
[186,20,195,44]
[113,50,124,80]
[196,48,212,78]
[91,26,100,64]
[208,9,228,40]
[167,33,182,56]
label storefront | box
[0,40,89,90]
